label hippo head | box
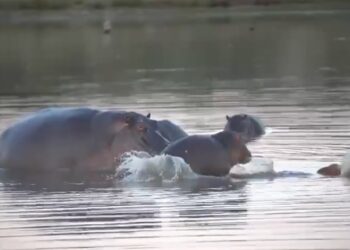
[93,111,169,156]
[224,114,265,143]
[212,131,252,166]
[121,112,169,155]
[317,164,341,177]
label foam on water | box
[230,157,276,178]
[341,151,350,176]
[116,152,281,182]
[116,151,197,183]
[264,127,273,135]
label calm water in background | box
[1,8,350,250]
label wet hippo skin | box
[0,107,168,174]
[162,131,251,177]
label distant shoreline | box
[1,2,350,25]
[0,0,349,10]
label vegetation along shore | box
[0,0,350,10]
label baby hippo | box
[162,131,251,177]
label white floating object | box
[116,152,197,183]
[230,157,275,178]
[341,151,350,177]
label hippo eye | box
[241,114,247,119]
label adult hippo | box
[224,114,265,143]
[0,108,168,174]
[162,131,251,177]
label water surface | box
[1,8,350,250]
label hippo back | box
[0,108,172,173]
[157,119,188,142]
[0,108,100,172]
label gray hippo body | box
[144,114,188,146]
[156,119,188,142]
[162,131,251,177]
[0,108,168,174]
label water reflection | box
[1,12,350,95]
[178,191,248,228]
[0,187,162,237]
[0,171,114,191]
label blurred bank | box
[0,0,349,10]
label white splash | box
[116,152,275,182]
[230,157,275,178]
[265,127,273,135]
[341,151,350,177]
[116,151,197,183]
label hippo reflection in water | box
[0,108,168,174]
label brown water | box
[1,8,350,250]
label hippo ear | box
[226,115,230,121]
[146,113,151,118]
